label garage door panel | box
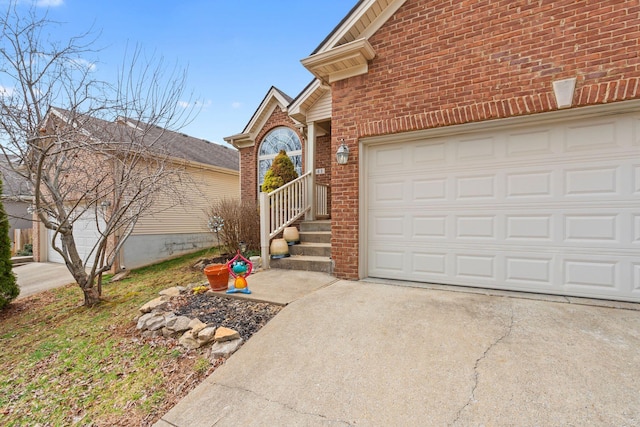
[506,171,553,198]
[412,252,447,276]
[456,136,496,161]
[456,175,496,199]
[506,256,554,284]
[564,259,618,288]
[455,254,496,280]
[564,214,619,243]
[505,215,553,240]
[506,130,553,157]
[414,142,446,164]
[413,216,448,239]
[456,216,496,239]
[366,111,640,301]
[565,120,617,152]
[414,179,447,200]
[564,167,619,196]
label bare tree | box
[0,2,195,306]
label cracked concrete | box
[155,280,640,427]
[453,301,515,424]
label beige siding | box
[307,91,332,123]
[132,165,239,235]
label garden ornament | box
[226,250,253,294]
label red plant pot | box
[203,264,229,291]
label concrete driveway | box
[156,280,640,426]
[13,262,76,299]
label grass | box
[0,248,222,426]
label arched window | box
[258,127,302,191]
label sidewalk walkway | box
[155,278,640,426]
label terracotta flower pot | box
[203,264,229,291]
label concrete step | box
[270,255,332,274]
[300,220,331,233]
[299,231,331,244]
[289,242,331,257]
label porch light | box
[100,200,111,211]
[336,138,349,165]
[27,205,35,215]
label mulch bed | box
[166,293,282,341]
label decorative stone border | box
[136,285,244,360]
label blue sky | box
[12,0,357,145]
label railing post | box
[259,191,270,269]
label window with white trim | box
[257,127,302,191]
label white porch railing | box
[315,183,330,218]
[259,171,312,268]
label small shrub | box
[261,150,298,193]
[207,198,260,254]
[16,243,33,256]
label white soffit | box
[301,38,376,83]
[314,0,408,54]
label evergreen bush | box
[0,177,20,309]
[261,150,298,193]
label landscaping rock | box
[166,315,192,333]
[139,296,169,313]
[197,326,217,345]
[214,327,240,342]
[188,318,207,335]
[146,315,167,332]
[110,270,130,282]
[210,338,243,359]
[142,330,162,339]
[179,330,201,350]
[136,313,154,330]
[159,287,181,297]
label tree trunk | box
[81,285,101,307]
[61,233,102,306]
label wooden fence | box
[12,228,33,256]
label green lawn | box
[0,249,220,426]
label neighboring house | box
[32,109,240,270]
[225,0,640,302]
[0,157,32,253]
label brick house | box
[226,0,640,302]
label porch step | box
[289,242,331,257]
[300,220,331,232]
[298,231,331,244]
[270,220,332,274]
[269,255,332,274]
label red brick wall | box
[331,0,640,279]
[315,134,331,187]
[238,107,305,202]
[315,133,332,216]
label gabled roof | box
[288,79,331,124]
[301,0,407,84]
[0,157,32,199]
[224,86,298,149]
[49,107,239,172]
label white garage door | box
[366,112,640,302]
[48,210,105,267]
